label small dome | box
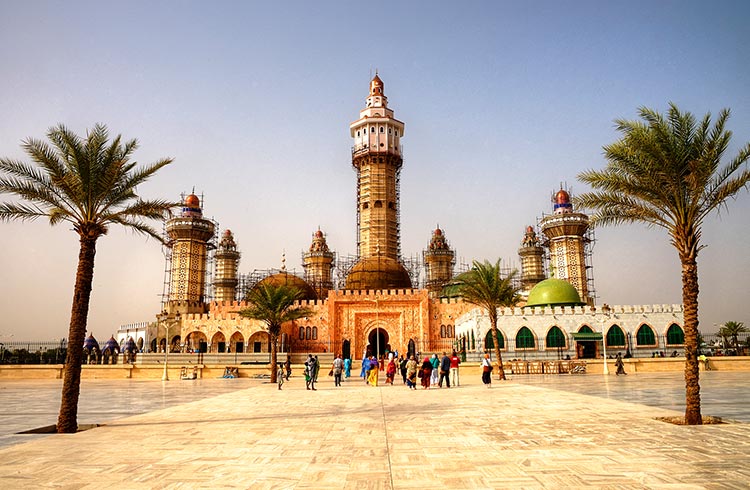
[255,272,317,300]
[526,278,583,307]
[185,194,200,207]
[434,228,442,236]
[83,334,99,350]
[345,256,412,291]
[103,336,119,352]
[314,229,323,238]
[526,225,534,233]
[555,189,570,205]
[370,74,384,96]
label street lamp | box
[158,310,180,381]
[599,315,610,375]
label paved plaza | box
[0,373,748,489]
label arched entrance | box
[230,331,245,353]
[342,339,351,360]
[367,328,390,358]
[407,339,416,359]
[248,331,270,353]
[211,332,226,352]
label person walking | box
[277,364,285,390]
[429,353,440,387]
[344,357,352,379]
[405,355,418,389]
[305,354,317,391]
[615,352,627,375]
[421,356,433,389]
[360,355,370,381]
[332,354,344,386]
[313,355,321,383]
[399,355,408,384]
[450,350,460,387]
[481,353,492,388]
[284,355,292,381]
[438,352,451,388]
[386,356,396,385]
[368,355,379,386]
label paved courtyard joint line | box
[0,376,748,489]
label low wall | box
[1,357,748,380]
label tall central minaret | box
[350,74,405,259]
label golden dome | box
[554,189,570,205]
[255,272,317,300]
[345,256,412,291]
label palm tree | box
[718,321,747,351]
[457,259,520,380]
[0,123,176,433]
[239,283,313,383]
[577,104,750,425]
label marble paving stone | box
[0,374,749,488]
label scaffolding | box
[536,211,597,304]
[160,193,218,309]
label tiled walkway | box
[0,375,748,489]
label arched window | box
[485,329,505,349]
[546,326,566,348]
[374,200,383,208]
[636,324,656,346]
[380,126,384,133]
[579,325,593,333]
[606,325,626,347]
[305,326,311,340]
[440,325,446,338]
[447,325,454,337]
[299,327,304,340]
[516,327,535,349]
[312,326,318,340]
[666,324,685,345]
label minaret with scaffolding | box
[423,227,455,297]
[303,229,335,298]
[163,193,216,314]
[214,229,240,302]
[350,74,405,260]
[539,189,595,305]
[518,225,546,294]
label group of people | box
[278,351,469,390]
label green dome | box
[440,272,473,298]
[526,278,583,307]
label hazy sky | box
[1,1,748,341]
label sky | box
[1,1,748,341]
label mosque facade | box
[145,75,684,362]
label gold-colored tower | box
[165,194,215,309]
[518,225,546,293]
[540,189,593,305]
[350,74,405,260]
[423,227,455,297]
[303,229,334,298]
[214,229,240,302]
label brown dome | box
[345,256,412,291]
[185,194,200,207]
[255,272,317,300]
[554,189,570,205]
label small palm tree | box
[718,321,747,351]
[577,104,750,425]
[0,124,177,433]
[239,283,313,383]
[457,259,520,380]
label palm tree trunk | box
[491,311,506,380]
[57,236,97,433]
[681,256,702,425]
[270,332,278,383]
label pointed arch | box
[516,326,535,349]
[636,324,656,346]
[605,325,626,347]
[485,329,505,349]
[666,324,685,345]
[545,326,566,349]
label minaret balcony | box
[351,144,402,158]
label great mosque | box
[123,75,685,362]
